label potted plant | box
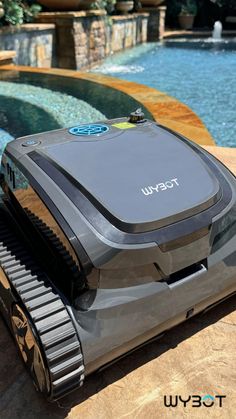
[178,0,197,29]
[1,1,41,25]
[37,0,95,11]
[0,1,4,18]
[140,0,164,8]
[91,0,116,14]
[115,0,134,14]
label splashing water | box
[212,21,223,40]
[93,64,144,74]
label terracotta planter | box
[37,0,94,11]
[116,1,134,14]
[141,0,164,7]
[178,14,195,30]
[0,0,4,18]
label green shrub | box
[91,0,116,14]
[214,0,236,7]
[1,0,41,26]
[179,0,197,16]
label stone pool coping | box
[0,51,16,66]
[164,29,236,39]
[0,65,214,145]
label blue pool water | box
[94,39,236,147]
[0,80,105,157]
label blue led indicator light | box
[22,139,40,147]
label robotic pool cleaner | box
[0,109,235,400]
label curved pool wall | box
[0,77,108,152]
[0,66,214,154]
[0,95,60,135]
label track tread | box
[0,211,84,400]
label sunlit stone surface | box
[0,293,235,418]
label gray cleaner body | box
[0,115,235,399]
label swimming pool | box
[0,69,154,157]
[0,79,106,156]
[94,39,236,147]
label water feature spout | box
[212,21,222,40]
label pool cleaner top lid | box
[34,121,221,233]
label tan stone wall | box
[37,11,149,70]
[140,5,166,41]
[110,15,148,53]
[0,8,167,70]
[0,24,56,67]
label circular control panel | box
[69,124,109,137]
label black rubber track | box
[24,208,82,283]
[0,211,85,400]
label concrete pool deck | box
[0,146,235,419]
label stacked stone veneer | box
[0,8,166,70]
[141,6,166,41]
[0,24,56,67]
[37,11,149,70]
